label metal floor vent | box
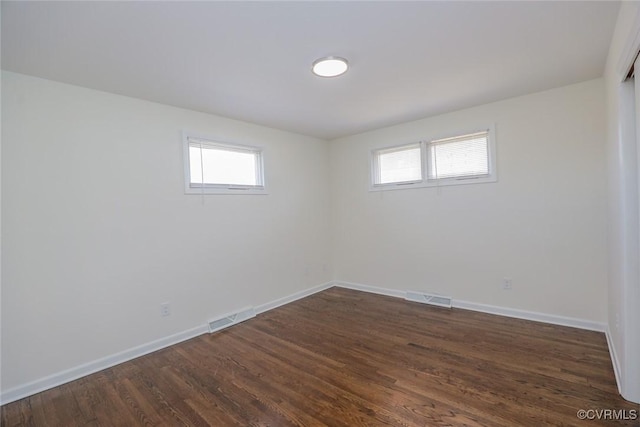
[208,307,256,333]
[405,291,452,308]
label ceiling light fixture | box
[312,56,349,78]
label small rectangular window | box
[427,131,490,180]
[373,143,422,185]
[183,133,265,194]
[370,127,496,191]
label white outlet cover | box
[160,303,171,316]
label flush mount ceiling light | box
[312,56,349,78]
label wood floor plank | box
[2,287,638,426]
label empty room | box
[2,1,640,426]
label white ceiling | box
[1,1,620,140]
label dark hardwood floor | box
[2,287,638,426]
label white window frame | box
[182,131,267,195]
[370,125,497,191]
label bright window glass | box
[428,131,489,180]
[189,144,259,186]
[374,144,422,185]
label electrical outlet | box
[160,302,171,317]
[502,278,513,290]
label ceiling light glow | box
[312,56,349,77]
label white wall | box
[604,1,640,404]
[1,71,332,393]
[330,79,608,322]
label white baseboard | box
[334,280,607,332]
[0,324,209,405]
[605,327,623,397]
[451,299,606,332]
[335,280,406,299]
[254,281,333,314]
[1,281,335,406]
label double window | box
[371,128,496,190]
[183,132,266,194]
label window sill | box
[185,186,268,195]
[369,175,497,192]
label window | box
[371,127,495,190]
[372,143,422,185]
[427,131,490,180]
[183,132,266,194]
